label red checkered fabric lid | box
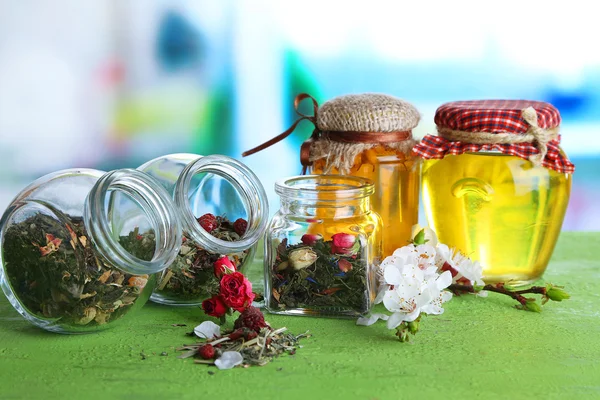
[413,100,575,174]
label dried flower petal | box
[214,351,243,370]
[194,321,221,339]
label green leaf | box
[413,229,427,245]
[545,284,570,302]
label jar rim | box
[174,155,269,254]
[84,168,182,275]
[275,175,375,200]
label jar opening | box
[84,169,181,275]
[174,155,268,254]
[275,175,375,201]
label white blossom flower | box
[436,244,485,288]
[356,313,390,326]
[371,247,454,329]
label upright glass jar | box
[265,175,382,317]
[309,94,421,257]
[243,93,420,257]
[415,100,575,285]
[0,169,181,333]
[138,154,268,306]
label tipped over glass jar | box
[0,169,181,333]
[264,175,382,318]
[138,154,269,306]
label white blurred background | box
[0,0,598,229]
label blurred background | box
[0,0,598,230]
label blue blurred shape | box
[156,10,203,71]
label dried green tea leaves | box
[2,214,155,329]
[270,233,369,312]
[154,215,248,301]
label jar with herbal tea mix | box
[414,100,574,285]
[265,175,382,317]
[0,169,181,333]
[138,154,268,306]
[244,93,420,257]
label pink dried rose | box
[331,233,359,255]
[214,256,236,278]
[301,234,322,246]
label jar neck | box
[280,197,371,218]
[173,155,268,254]
[275,175,374,219]
[84,169,182,275]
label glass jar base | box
[266,306,367,319]
[149,294,202,307]
[483,273,545,288]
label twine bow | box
[437,107,559,166]
[242,93,320,174]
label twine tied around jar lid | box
[437,107,558,166]
[243,93,418,174]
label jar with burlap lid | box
[243,93,421,257]
[414,99,575,285]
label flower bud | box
[331,233,360,255]
[546,285,570,302]
[214,256,236,278]
[524,299,542,313]
[301,234,322,246]
[410,224,438,246]
[288,248,318,270]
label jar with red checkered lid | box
[413,100,575,285]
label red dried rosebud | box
[233,218,248,236]
[198,344,215,360]
[201,295,228,318]
[331,233,358,255]
[338,258,353,273]
[219,272,255,312]
[233,306,269,333]
[197,213,218,233]
[228,328,245,340]
[244,330,258,340]
[301,234,322,246]
[214,256,236,278]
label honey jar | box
[244,93,420,257]
[414,100,575,285]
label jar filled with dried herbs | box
[0,169,181,333]
[243,93,420,257]
[265,175,382,317]
[138,154,269,306]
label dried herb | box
[270,233,369,313]
[178,326,310,368]
[154,215,248,301]
[2,213,155,329]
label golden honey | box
[422,152,571,285]
[312,145,420,256]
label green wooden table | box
[1,232,598,400]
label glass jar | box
[138,154,269,306]
[0,169,181,333]
[311,146,420,258]
[416,100,575,285]
[265,175,382,317]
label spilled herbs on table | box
[2,213,155,327]
[154,214,248,300]
[270,232,369,312]
[178,307,310,369]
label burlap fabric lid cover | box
[310,93,420,174]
